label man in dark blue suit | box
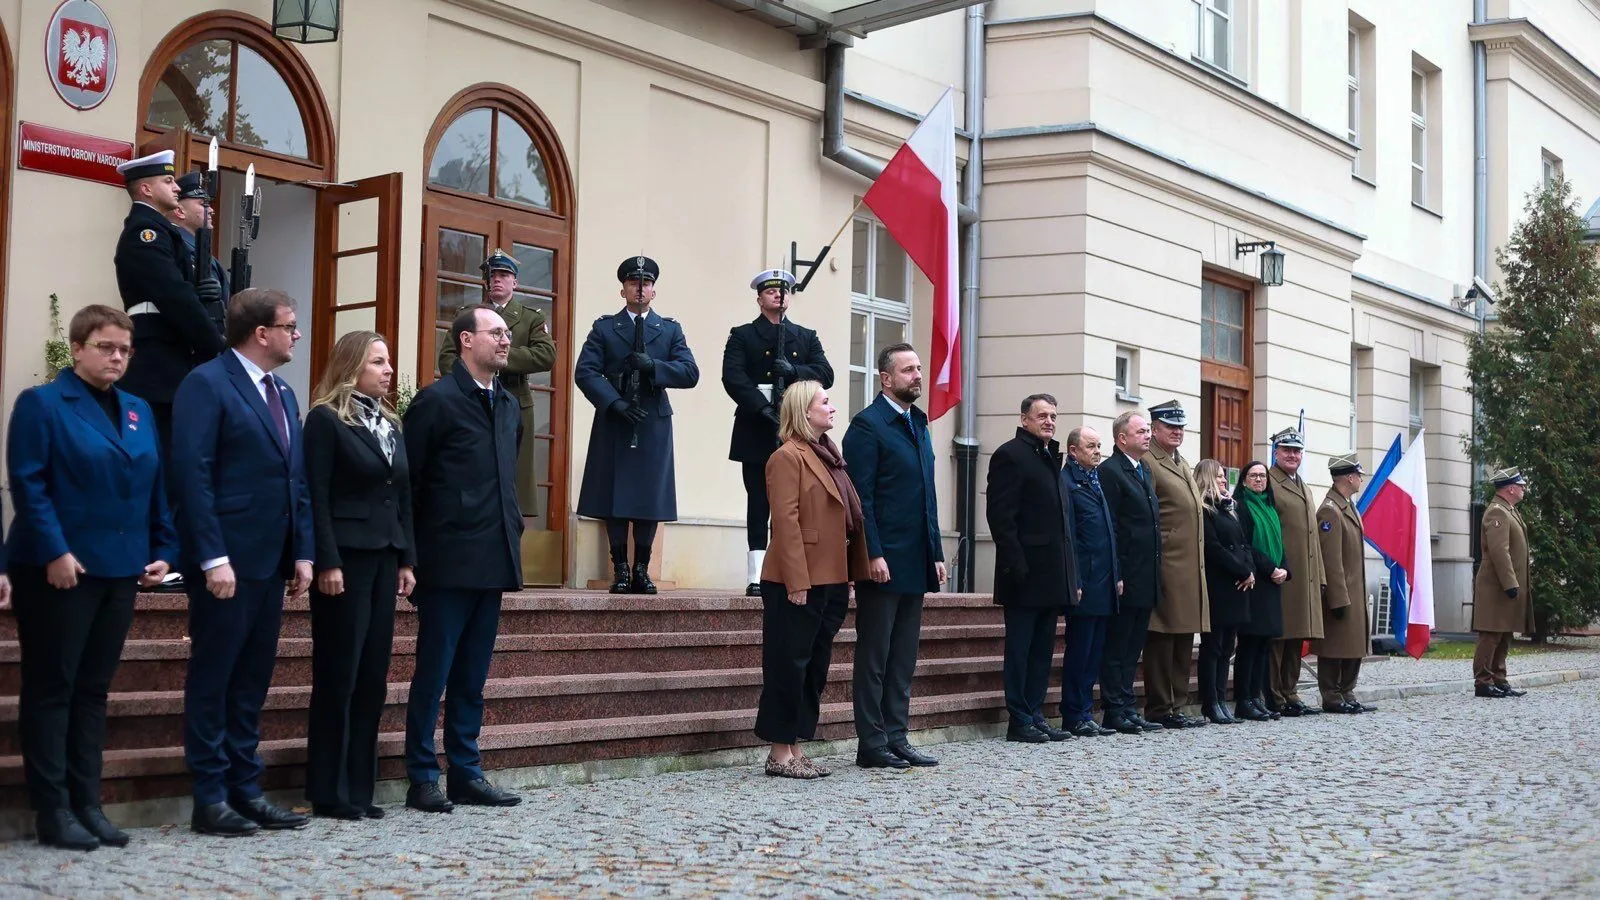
[1061,425,1121,737]
[842,343,945,770]
[171,288,314,836]
[1095,412,1165,735]
[403,305,524,813]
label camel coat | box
[1313,488,1370,660]
[1472,497,1535,634]
[1147,446,1209,634]
[1269,465,1327,640]
[761,438,870,593]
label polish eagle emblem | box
[61,27,108,89]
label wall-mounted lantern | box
[1235,239,1286,287]
[273,0,340,44]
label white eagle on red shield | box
[61,25,108,89]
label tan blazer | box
[1472,497,1534,634]
[1313,488,1370,660]
[1269,465,1327,640]
[761,438,870,593]
[1147,446,1209,634]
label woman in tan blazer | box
[754,380,869,779]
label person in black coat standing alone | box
[1061,425,1121,737]
[402,306,524,814]
[1196,459,1254,725]
[1095,411,1164,734]
[986,394,1077,744]
[303,331,417,820]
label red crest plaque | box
[46,0,117,110]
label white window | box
[1409,367,1425,442]
[849,216,912,418]
[1350,351,1359,442]
[1115,346,1139,402]
[1193,0,1233,72]
[1411,67,1428,206]
[1348,29,1361,172]
[1542,150,1563,187]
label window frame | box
[1115,345,1140,403]
[1348,27,1360,170]
[848,215,913,419]
[1408,366,1425,442]
[1192,0,1235,73]
[1411,66,1428,207]
[1542,149,1564,187]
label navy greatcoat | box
[1097,448,1162,610]
[575,309,699,522]
[1063,458,1120,617]
[985,428,1078,609]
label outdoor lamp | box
[1236,239,1286,287]
[273,0,340,44]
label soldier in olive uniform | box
[438,249,557,516]
[169,171,229,340]
[1266,427,1327,717]
[1471,467,1534,698]
[1314,452,1375,714]
[721,269,833,595]
[1142,400,1210,730]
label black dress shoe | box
[631,563,658,595]
[1236,700,1272,722]
[1006,724,1050,743]
[608,562,632,594]
[1090,720,1116,735]
[191,801,260,836]
[312,803,364,820]
[1105,715,1143,735]
[232,796,308,830]
[1037,722,1073,742]
[74,807,128,847]
[1476,684,1510,698]
[1278,702,1303,717]
[1130,714,1165,732]
[888,743,939,767]
[1494,682,1526,697]
[1294,701,1322,716]
[406,782,454,813]
[745,582,761,597]
[363,804,385,819]
[1068,720,1103,738]
[1156,714,1190,730]
[855,746,911,769]
[37,808,99,851]
[1350,701,1379,713]
[1322,701,1360,714]
[448,777,521,807]
[1203,704,1233,725]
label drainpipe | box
[1470,0,1488,560]
[952,3,985,593]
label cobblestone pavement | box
[3,675,1597,898]
[1355,636,1600,687]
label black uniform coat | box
[115,202,227,403]
[1063,458,1119,617]
[303,404,418,573]
[1097,448,1162,610]
[1236,491,1287,637]
[575,309,699,522]
[985,428,1079,609]
[402,362,522,590]
[178,227,229,339]
[1202,500,1255,628]
[721,316,832,463]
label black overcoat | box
[1097,448,1161,610]
[1236,495,1287,638]
[721,316,832,463]
[115,202,227,404]
[985,428,1078,609]
[1202,500,1255,629]
[1063,459,1119,617]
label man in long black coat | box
[575,257,699,594]
[1095,411,1164,734]
[721,268,832,595]
[986,393,1077,744]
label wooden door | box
[1205,383,1249,470]
[1201,273,1254,474]
[312,173,402,386]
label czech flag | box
[1356,432,1435,658]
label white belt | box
[128,303,159,316]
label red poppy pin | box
[129,411,139,423]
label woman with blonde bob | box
[754,380,869,779]
[303,331,417,819]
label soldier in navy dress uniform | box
[721,269,833,596]
[169,171,230,340]
[112,150,226,455]
[575,257,699,594]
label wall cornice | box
[1471,18,1600,121]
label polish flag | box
[863,88,960,420]
[1357,432,1436,659]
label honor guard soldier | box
[575,256,699,594]
[170,171,230,340]
[1471,467,1534,698]
[721,268,834,595]
[438,249,557,516]
[1314,452,1375,714]
[113,150,226,453]
[1266,425,1326,716]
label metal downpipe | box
[952,2,985,594]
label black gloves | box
[608,399,648,425]
[1506,587,1519,600]
[626,352,655,376]
[760,405,781,427]
[1330,606,1347,620]
[197,278,222,303]
[771,356,796,379]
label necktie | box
[1137,461,1150,489]
[261,375,289,450]
[479,388,495,419]
[633,313,646,349]
[903,411,917,444]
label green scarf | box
[1237,486,1284,566]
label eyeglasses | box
[472,328,511,342]
[265,323,300,334]
[85,341,134,359]
[1244,472,1268,480]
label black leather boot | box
[608,562,632,594]
[632,562,657,595]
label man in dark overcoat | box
[721,268,833,595]
[1062,424,1121,737]
[1095,411,1164,734]
[986,394,1078,744]
[575,257,699,594]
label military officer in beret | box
[1267,426,1326,717]
[1471,468,1534,698]
[1314,452,1375,714]
[576,256,699,594]
[438,249,557,516]
[113,150,227,455]
[721,268,834,595]
[1142,399,1210,730]
[168,171,229,340]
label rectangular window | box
[1347,29,1360,148]
[1201,280,1247,366]
[1409,366,1425,442]
[1542,149,1563,187]
[849,216,912,419]
[1411,67,1427,206]
[1348,14,1376,182]
[1115,346,1139,402]
[1193,0,1233,72]
[1411,54,1443,211]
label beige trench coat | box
[1147,446,1209,634]
[1472,497,1535,634]
[1313,488,1370,660]
[1269,465,1326,640]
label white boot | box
[747,550,766,593]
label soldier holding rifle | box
[576,257,699,594]
[721,268,833,596]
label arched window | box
[428,107,551,209]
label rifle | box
[625,301,644,450]
[194,138,217,289]
[230,164,262,290]
[768,293,789,409]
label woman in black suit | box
[303,331,416,819]
[1234,460,1288,721]
[1195,459,1254,725]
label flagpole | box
[823,197,869,252]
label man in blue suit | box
[1061,425,1122,737]
[171,288,314,836]
[842,343,945,770]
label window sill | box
[1410,201,1444,220]
[1189,55,1249,90]
[1352,172,1377,189]
[1116,389,1142,404]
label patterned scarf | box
[807,434,864,536]
[353,392,395,464]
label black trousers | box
[1001,605,1058,727]
[742,461,770,551]
[1197,626,1238,706]
[852,585,924,750]
[754,581,849,743]
[184,575,285,806]
[306,548,400,808]
[605,519,659,566]
[1234,635,1272,704]
[1099,605,1151,722]
[12,566,136,811]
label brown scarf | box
[808,434,864,536]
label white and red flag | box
[862,88,960,420]
[1357,432,1436,659]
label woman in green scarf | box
[1235,460,1291,721]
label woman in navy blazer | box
[6,305,177,851]
[302,331,417,820]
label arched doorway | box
[423,85,575,586]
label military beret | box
[1328,451,1362,476]
[1490,467,1527,487]
[617,255,659,283]
[175,171,209,202]
[482,248,519,277]
[750,269,796,293]
[116,150,176,184]
[1271,427,1305,449]
[1147,399,1187,427]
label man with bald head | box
[1095,412,1163,734]
[1060,425,1120,737]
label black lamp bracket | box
[1235,239,1277,258]
[789,240,831,294]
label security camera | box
[1465,276,1497,305]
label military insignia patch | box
[1320,521,1332,532]
[138,229,156,243]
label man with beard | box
[1266,427,1326,716]
[843,344,946,769]
[1096,412,1164,734]
[1142,400,1208,730]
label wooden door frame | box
[313,173,403,387]
[1200,268,1256,461]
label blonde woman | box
[303,331,417,819]
[1195,458,1255,725]
[754,380,869,779]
